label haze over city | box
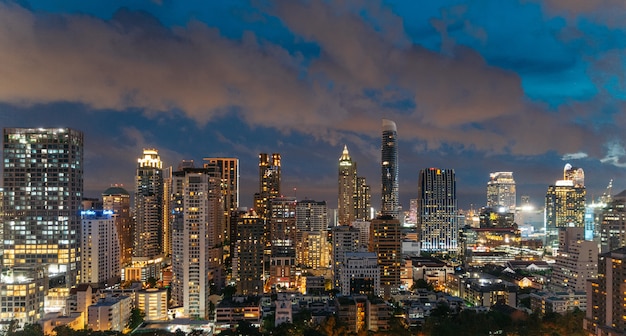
[1,0,626,209]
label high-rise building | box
[381,119,399,218]
[550,227,597,292]
[340,252,380,296]
[134,149,164,258]
[332,226,361,290]
[81,210,120,285]
[268,197,297,290]
[584,247,626,335]
[369,216,401,298]
[338,146,357,225]
[356,176,371,221]
[234,209,265,295]
[545,164,586,249]
[2,128,83,286]
[486,172,516,212]
[170,163,222,319]
[295,200,328,268]
[599,190,626,253]
[417,168,458,252]
[102,186,132,267]
[162,166,173,257]
[254,153,281,221]
[203,158,239,254]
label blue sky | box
[1,0,626,210]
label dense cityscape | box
[0,122,620,336]
[2,1,626,336]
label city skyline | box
[1,1,626,210]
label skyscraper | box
[598,190,626,253]
[254,153,281,221]
[381,119,399,218]
[338,145,357,225]
[417,168,458,252]
[134,149,164,258]
[268,197,297,289]
[234,209,265,295]
[170,163,222,319]
[203,158,239,239]
[545,164,586,249]
[2,128,83,286]
[355,176,371,221]
[486,172,516,212]
[295,200,328,269]
[102,186,132,267]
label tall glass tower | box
[2,128,83,286]
[486,172,516,212]
[381,119,399,218]
[418,168,458,252]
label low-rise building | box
[530,290,586,315]
[87,295,133,332]
[215,296,262,329]
[136,288,168,321]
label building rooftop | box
[102,186,129,196]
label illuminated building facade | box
[486,172,516,212]
[234,210,265,295]
[268,197,297,289]
[356,177,371,221]
[102,186,132,267]
[295,200,328,268]
[253,153,280,221]
[0,267,47,328]
[2,128,83,286]
[81,210,120,285]
[381,119,399,219]
[170,164,222,319]
[338,145,357,225]
[584,247,626,335]
[545,164,586,249]
[599,190,626,253]
[136,288,168,321]
[134,149,164,258]
[340,252,380,296]
[418,168,458,252]
[551,227,597,292]
[332,226,361,290]
[203,158,239,263]
[370,216,401,298]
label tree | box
[128,308,145,330]
[146,277,157,288]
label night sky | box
[1,0,626,211]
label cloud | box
[0,1,607,161]
[562,152,588,160]
[600,141,626,168]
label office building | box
[162,166,173,257]
[81,210,120,285]
[134,149,164,258]
[381,119,399,218]
[486,172,516,212]
[370,216,402,297]
[170,163,222,319]
[2,128,83,287]
[102,186,132,267]
[584,247,626,335]
[545,164,586,249]
[417,168,458,252]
